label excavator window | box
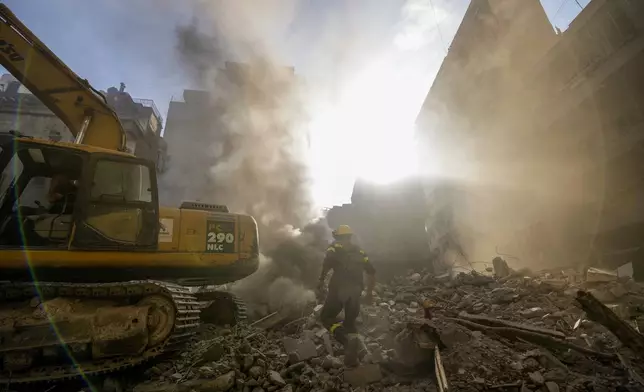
[0,143,84,247]
[90,160,152,203]
[72,155,158,250]
[0,146,22,200]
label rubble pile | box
[129,264,644,392]
[131,322,383,392]
[363,265,644,391]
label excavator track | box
[194,289,247,326]
[0,280,201,385]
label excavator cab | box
[0,134,159,250]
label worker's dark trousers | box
[320,286,361,347]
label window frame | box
[72,152,159,250]
[89,158,154,204]
[0,140,88,249]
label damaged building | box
[326,177,430,274]
[415,0,644,274]
[103,83,168,172]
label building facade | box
[159,89,215,205]
[0,76,166,171]
[415,0,644,270]
[415,0,558,268]
[527,0,644,268]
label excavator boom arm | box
[0,5,126,151]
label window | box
[91,160,152,203]
[0,147,82,247]
[80,160,156,246]
[17,176,51,209]
[0,151,24,205]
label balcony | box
[133,98,164,126]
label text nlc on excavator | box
[0,5,259,384]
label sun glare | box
[308,57,421,207]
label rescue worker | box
[318,225,376,367]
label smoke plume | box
[166,1,325,317]
[174,21,228,83]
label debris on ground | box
[124,263,644,392]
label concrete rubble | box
[122,263,644,392]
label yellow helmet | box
[333,225,353,236]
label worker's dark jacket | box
[322,241,375,295]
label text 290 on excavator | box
[0,4,259,384]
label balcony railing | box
[133,98,163,125]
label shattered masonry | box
[129,264,644,392]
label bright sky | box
[4,0,589,208]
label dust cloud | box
[168,1,325,317]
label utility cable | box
[428,0,447,54]
[553,0,571,22]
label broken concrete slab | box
[617,262,634,279]
[343,364,382,386]
[541,279,568,290]
[586,267,618,283]
[282,337,318,362]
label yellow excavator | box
[0,5,259,384]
